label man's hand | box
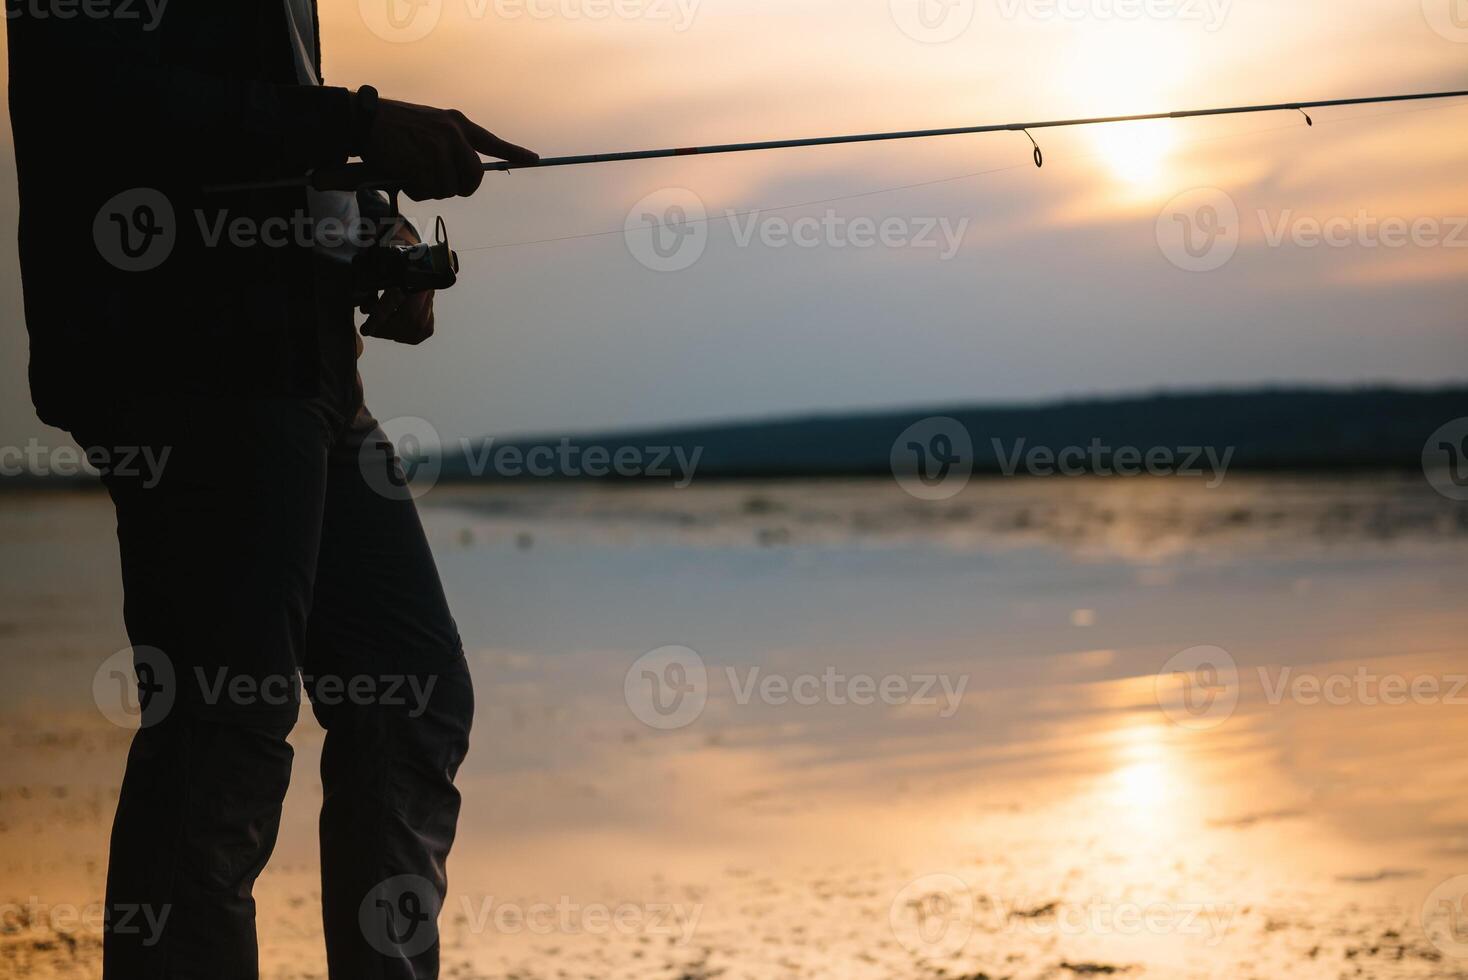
[364,98,538,201]
[359,221,436,346]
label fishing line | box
[457,163,1026,253]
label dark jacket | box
[7,1,359,430]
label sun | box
[1088,120,1178,184]
[1052,30,1190,185]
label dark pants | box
[80,301,472,979]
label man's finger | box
[362,288,408,337]
[429,141,463,199]
[403,142,460,200]
[452,138,484,197]
[460,119,539,166]
[401,291,435,344]
[400,147,444,201]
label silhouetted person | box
[6,4,537,978]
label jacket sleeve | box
[7,4,357,184]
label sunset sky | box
[1,0,1465,449]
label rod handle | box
[310,163,398,193]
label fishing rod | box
[213,87,1468,299]
[302,87,1468,193]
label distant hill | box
[440,385,1468,482]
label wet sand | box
[2,475,1467,978]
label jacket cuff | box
[276,84,356,169]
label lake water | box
[3,474,1467,978]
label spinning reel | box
[352,213,458,307]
